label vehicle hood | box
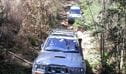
[35,51,84,67]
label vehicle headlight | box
[70,67,84,72]
[33,64,46,73]
[80,68,84,72]
[34,70,44,74]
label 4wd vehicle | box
[32,30,86,74]
[67,6,82,19]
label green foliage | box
[97,0,126,73]
[79,0,126,73]
[102,63,117,74]
[28,36,38,46]
[74,0,102,30]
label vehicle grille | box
[46,65,69,74]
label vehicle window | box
[70,9,80,14]
[44,38,79,52]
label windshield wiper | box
[46,49,63,52]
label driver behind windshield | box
[44,38,79,52]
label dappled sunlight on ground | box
[82,31,101,74]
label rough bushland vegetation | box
[77,0,126,74]
[0,0,65,73]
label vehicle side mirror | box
[81,12,84,14]
[67,11,70,15]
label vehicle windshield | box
[70,9,81,14]
[44,38,79,52]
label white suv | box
[67,6,82,19]
[32,29,86,74]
